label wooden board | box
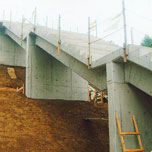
[7,68,17,79]
[0,87,17,92]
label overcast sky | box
[0,0,152,46]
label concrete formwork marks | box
[107,62,152,152]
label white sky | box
[0,0,152,46]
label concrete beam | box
[91,49,123,69]
[125,62,152,96]
[127,45,152,71]
[4,28,26,49]
[35,31,88,65]
[35,36,107,90]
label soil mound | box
[0,65,109,152]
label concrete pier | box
[107,62,152,152]
[0,28,25,67]
[26,35,88,100]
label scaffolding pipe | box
[88,17,91,69]
[84,118,108,121]
[122,0,128,62]
[33,7,37,32]
[21,15,24,40]
[58,14,61,56]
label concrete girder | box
[91,49,123,69]
[35,35,107,91]
[127,55,152,72]
[125,62,152,96]
[92,44,152,72]
[4,28,26,50]
[127,45,152,71]
[35,31,88,65]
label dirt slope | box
[0,65,109,152]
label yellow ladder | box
[116,114,144,152]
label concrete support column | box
[26,35,88,100]
[26,35,35,97]
[106,62,152,152]
[0,28,25,67]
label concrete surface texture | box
[0,28,25,67]
[3,21,120,62]
[26,35,88,100]
[0,21,152,151]
[106,62,152,152]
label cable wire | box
[90,27,123,44]
[126,8,152,22]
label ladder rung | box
[125,148,144,152]
[116,114,144,152]
[120,132,141,135]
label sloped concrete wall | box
[26,35,88,101]
[0,30,25,67]
[125,62,152,96]
[107,62,152,152]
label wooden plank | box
[58,42,60,56]
[94,90,97,105]
[0,87,16,92]
[132,115,144,150]
[7,68,17,79]
[16,86,23,92]
[84,117,108,121]
[16,84,25,94]
[101,91,103,104]
[23,83,25,94]
[88,88,91,102]
[116,114,126,151]
[120,132,140,135]
[125,148,144,152]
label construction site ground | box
[0,65,109,152]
